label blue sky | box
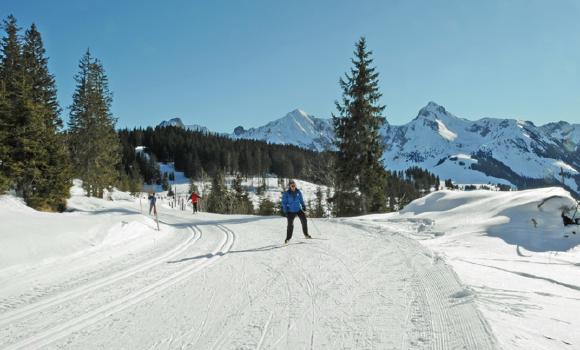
[2,0,579,131]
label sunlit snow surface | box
[0,182,578,349]
[357,187,580,349]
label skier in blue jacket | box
[281,180,312,244]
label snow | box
[383,102,580,194]
[435,119,458,141]
[2,181,579,349]
[0,182,172,274]
[357,187,580,349]
[231,109,335,151]
[554,160,578,174]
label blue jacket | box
[282,189,306,213]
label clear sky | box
[2,0,579,132]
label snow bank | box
[400,187,579,252]
[358,188,580,349]
[0,182,163,272]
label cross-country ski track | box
[0,208,497,349]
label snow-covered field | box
[357,187,580,349]
[0,181,578,349]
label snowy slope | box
[383,102,580,193]
[232,109,335,151]
[358,188,580,349]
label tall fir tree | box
[332,37,388,216]
[0,16,70,210]
[231,173,253,214]
[206,171,230,214]
[0,15,23,193]
[0,71,10,193]
[68,49,121,197]
[21,23,71,210]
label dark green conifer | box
[206,171,229,213]
[21,23,71,210]
[333,37,388,216]
[68,49,121,198]
[231,173,253,214]
[0,16,70,210]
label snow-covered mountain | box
[155,104,580,194]
[158,117,210,133]
[383,102,580,193]
[231,109,334,152]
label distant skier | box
[281,180,312,244]
[148,193,157,215]
[189,192,202,214]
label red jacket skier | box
[190,192,201,213]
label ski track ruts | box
[266,255,320,350]
[396,229,497,349]
[190,288,217,349]
[268,263,294,349]
[299,258,317,350]
[0,225,200,329]
[206,265,285,350]
[3,224,236,350]
[395,235,497,350]
[255,310,274,350]
[345,220,497,350]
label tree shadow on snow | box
[166,242,306,264]
[156,215,280,229]
[67,207,141,216]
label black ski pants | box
[286,210,308,241]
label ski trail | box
[354,221,498,350]
[255,310,274,350]
[191,288,217,349]
[0,225,200,328]
[3,224,235,350]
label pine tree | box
[0,87,9,192]
[231,173,253,214]
[206,171,229,214]
[68,49,121,198]
[0,15,24,193]
[0,16,70,210]
[333,37,388,216]
[21,23,70,210]
[161,172,170,191]
[311,186,325,218]
[257,196,276,215]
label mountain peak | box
[290,108,308,117]
[159,117,185,128]
[418,101,448,117]
[285,108,312,122]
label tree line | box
[118,126,336,186]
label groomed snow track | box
[0,210,497,349]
